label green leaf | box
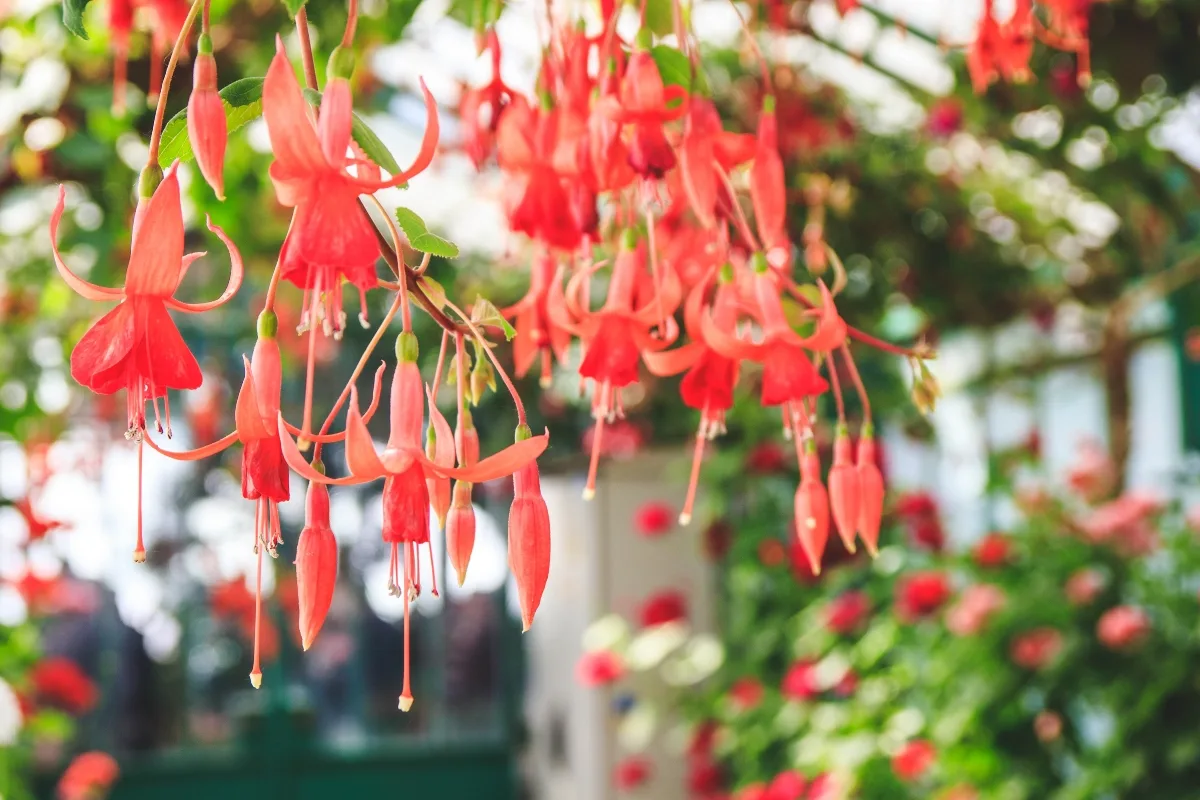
[651,45,693,92]
[158,78,265,167]
[394,207,460,259]
[61,0,91,38]
[283,0,307,17]
[643,0,674,37]
[471,297,517,341]
[301,88,403,176]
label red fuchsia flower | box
[826,590,870,634]
[599,47,688,179]
[765,770,806,800]
[51,163,242,560]
[497,97,586,251]
[946,583,1006,637]
[678,98,756,228]
[892,739,935,781]
[688,720,719,759]
[749,97,788,265]
[31,657,97,714]
[780,660,819,701]
[188,35,226,200]
[262,38,439,335]
[576,650,625,686]
[828,424,859,553]
[281,336,549,709]
[614,756,652,791]
[1010,627,1064,670]
[459,29,513,168]
[643,276,741,524]
[639,589,687,628]
[295,481,337,651]
[1035,710,1063,743]
[856,432,885,556]
[634,501,674,537]
[1097,605,1150,651]
[1065,440,1116,503]
[794,442,831,576]
[966,0,1034,93]
[504,252,572,387]
[1042,0,1097,85]
[894,491,937,518]
[1065,568,1105,606]
[973,532,1011,568]
[57,751,119,800]
[895,571,952,622]
[108,0,133,114]
[728,677,764,711]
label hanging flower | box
[945,584,1006,636]
[31,657,98,714]
[895,572,952,622]
[727,677,764,711]
[1097,606,1150,651]
[973,532,1011,568]
[765,770,806,800]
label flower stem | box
[146,0,204,166]
[342,0,359,48]
[443,298,527,426]
[841,343,871,425]
[296,8,319,91]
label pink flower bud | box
[856,434,884,556]
[828,428,859,554]
[509,461,550,632]
[187,53,227,200]
[794,449,830,576]
[295,481,337,651]
[446,481,476,586]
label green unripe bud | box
[138,162,163,199]
[257,309,279,339]
[198,32,213,55]
[514,423,532,443]
[396,331,419,363]
[326,46,356,82]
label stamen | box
[539,349,553,389]
[250,517,264,689]
[410,541,421,597]
[301,287,320,446]
[133,437,146,563]
[163,392,173,438]
[426,543,439,598]
[585,387,608,500]
[398,544,414,712]
[680,422,707,526]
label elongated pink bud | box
[455,408,480,467]
[510,428,550,632]
[188,46,227,200]
[794,445,830,575]
[295,481,337,650]
[426,425,451,528]
[856,431,884,557]
[828,425,859,554]
[446,481,476,586]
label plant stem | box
[342,0,359,48]
[147,0,204,165]
[443,298,528,425]
[296,8,320,90]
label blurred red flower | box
[688,758,723,794]
[745,442,787,473]
[728,677,764,711]
[614,756,652,790]
[833,669,858,698]
[1010,628,1063,670]
[1065,441,1116,503]
[31,657,97,714]
[576,650,625,686]
[973,533,1011,568]
[765,770,806,800]
[780,660,819,701]
[1065,568,1105,606]
[807,773,838,800]
[894,491,938,518]
[58,751,119,800]
[734,782,767,800]
[895,572,952,622]
[639,589,688,628]
[1097,606,1150,650]
[892,739,935,781]
[1078,492,1161,557]
[634,501,675,537]
[946,584,1006,636]
[910,519,945,552]
[925,99,963,138]
[826,591,870,634]
[688,721,718,758]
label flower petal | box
[425,385,456,468]
[264,38,327,176]
[349,78,440,191]
[422,431,549,483]
[318,77,353,169]
[69,302,137,393]
[277,413,366,486]
[135,300,203,390]
[345,387,388,480]
[125,162,185,297]
[700,308,764,361]
[50,186,123,302]
[166,217,245,312]
[235,355,271,442]
[642,341,703,377]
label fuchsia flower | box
[614,756,652,791]
[600,48,688,178]
[58,751,119,800]
[31,657,97,714]
[295,481,337,651]
[639,589,687,628]
[188,36,227,199]
[262,38,439,333]
[946,584,1005,636]
[780,660,818,701]
[1097,606,1150,651]
[892,739,935,781]
[973,532,1011,567]
[896,572,952,622]
[728,677,764,711]
[1065,568,1105,606]
[634,501,674,536]
[826,590,870,634]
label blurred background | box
[3,0,1200,798]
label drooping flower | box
[57,751,119,800]
[509,449,552,632]
[459,28,513,168]
[108,0,133,115]
[793,443,830,575]
[600,48,688,178]
[262,39,439,333]
[504,252,573,387]
[749,97,788,263]
[678,98,756,227]
[827,424,859,553]
[295,481,337,651]
[892,739,935,781]
[188,35,227,200]
[856,430,884,555]
[51,162,242,560]
[1097,605,1150,650]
